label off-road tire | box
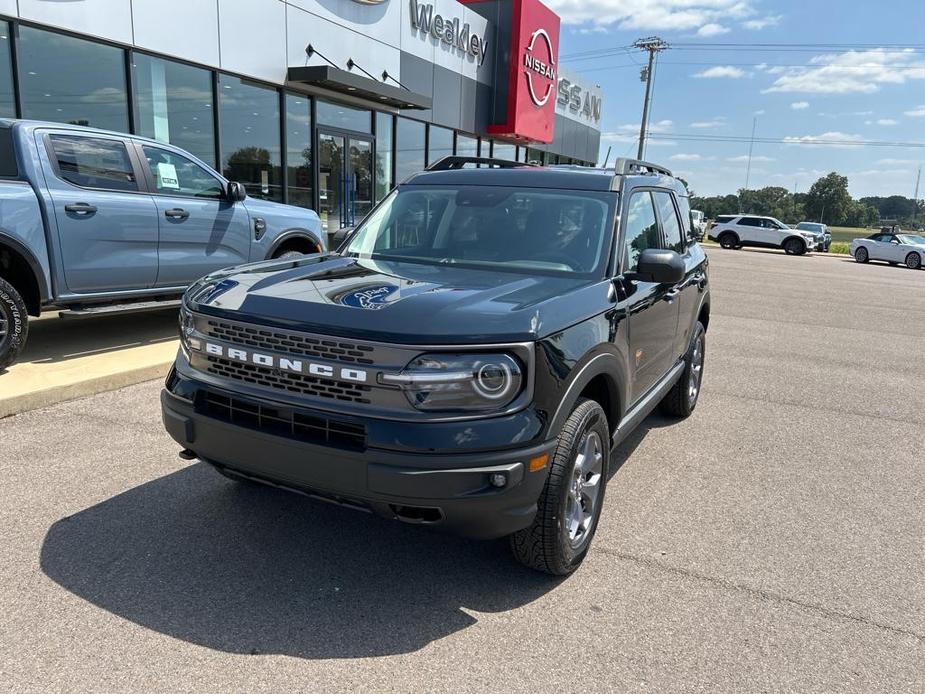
[854,247,869,263]
[510,398,610,576]
[659,321,706,418]
[0,277,28,372]
[906,252,922,270]
[718,232,738,250]
[275,250,305,261]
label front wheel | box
[784,238,805,255]
[510,398,609,575]
[0,277,29,372]
[906,252,922,270]
[718,232,738,250]
[854,247,869,263]
[659,321,706,418]
[274,250,305,261]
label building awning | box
[287,66,432,110]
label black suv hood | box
[187,254,610,344]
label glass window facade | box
[317,99,371,133]
[133,53,215,166]
[218,75,282,201]
[0,22,591,212]
[428,125,453,165]
[286,93,313,209]
[18,26,129,131]
[395,117,425,183]
[375,112,393,202]
[456,134,479,158]
[0,22,14,118]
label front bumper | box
[161,380,555,540]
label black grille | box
[197,391,366,450]
[206,320,375,365]
[205,356,372,404]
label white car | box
[708,214,817,255]
[691,209,705,239]
[850,230,925,269]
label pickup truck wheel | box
[906,252,922,270]
[718,232,738,250]
[510,398,609,576]
[854,247,869,263]
[0,277,29,372]
[659,321,706,418]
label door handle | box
[165,208,189,220]
[64,203,97,214]
[664,288,681,301]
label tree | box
[804,172,851,225]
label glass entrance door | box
[318,130,373,234]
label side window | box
[141,145,224,199]
[739,217,761,227]
[622,191,660,273]
[49,135,138,191]
[654,191,684,253]
[676,195,694,239]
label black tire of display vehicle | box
[784,238,805,255]
[0,277,29,372]
[906,252,922,270]
[510,398,610,576]
[854,247,869,263]
[659,321,706,418]
[274,250,305,261]
[718,232,738,250]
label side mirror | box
[329,226,356,251]
[226,181,247,202]
[634,248,685,284]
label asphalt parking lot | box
[1,248,923,693]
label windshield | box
[797,222,823,232]
[898,234,925,245]
[345,186,616,277]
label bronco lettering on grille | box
[201,342,368,383]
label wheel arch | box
[265,229,324,259]
[0,232,48,315]
[548,352,625,438]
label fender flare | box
[265,228,325,259]
[547,351,626,437]
[0,230,50,303]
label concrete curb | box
[0,360,173,420]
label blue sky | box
[547,0,925,198]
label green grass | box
[828,226,871,243]
[829,241,851,255]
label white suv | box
[708,215,817,255]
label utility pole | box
[913,165,922,227]
[634,37,669,160]
[744,116,758,193]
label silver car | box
[795,222,831,253]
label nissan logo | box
[523,28,557,108]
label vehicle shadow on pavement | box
[39,463,561,659]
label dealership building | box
[0,0,602,231]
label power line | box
[644,133,925,148]
[560,42,925,61]
[633,37,669,159]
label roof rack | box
[425,156,535,171]
[612,158,673,177]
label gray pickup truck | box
[0,119,324,371]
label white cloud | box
[694,65,747,79]
[875,158,920,166]
[790,101,810,110]
[754,109,766,115]
[601,119,676,146]
[670,153,703,161]
[782,131,865,147]
[689,117,726,129]
[905,105,925,117]
[876,118,898,126]
[764,48,925,94]
[544,0,758,30]
[727,155,776,162]
[697,23,729,37]
[743,15,781,30]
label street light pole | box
[634,37,668,160]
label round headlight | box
[474,361,514,400]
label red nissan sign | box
[462,0,560,143]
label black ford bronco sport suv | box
[162,156,710,575]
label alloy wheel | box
[565,429,604,549]
[688,333,705,408]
